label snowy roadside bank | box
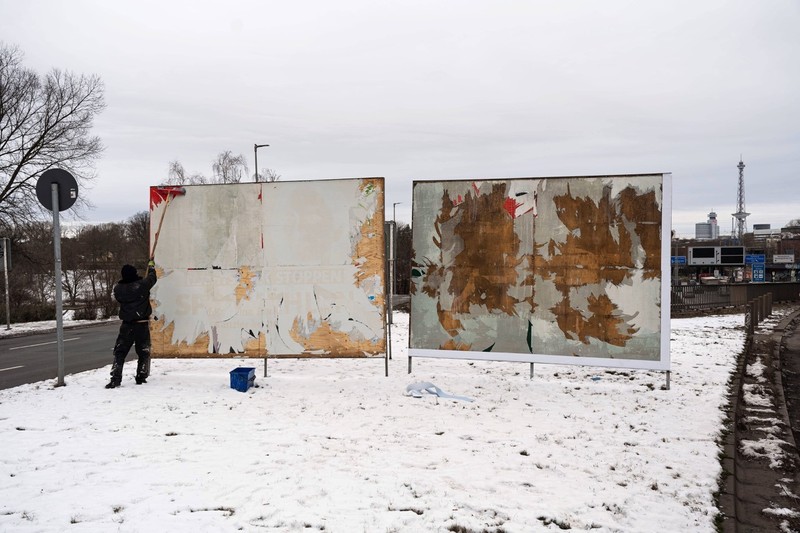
[1,311,748,532]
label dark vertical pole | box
[3,238,9,330]
[51,183,65,387]
[385,321,389,377]
[254,144,269,182]
[387,221,395,326]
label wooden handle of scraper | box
[150,192,175,259]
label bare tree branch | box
[258,168,281,182]
[212,150,248,184]
[0,43,105,229]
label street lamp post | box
[254,144,269,182]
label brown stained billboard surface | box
[410,175,666,362]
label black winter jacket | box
[114,266,158,322]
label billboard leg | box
[665,370,671,391]
[264,357,268,378]
[408,356,412,374]
[386,321,392,364]
[530,362,535,380]
[385,320,391,377]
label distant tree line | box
[0,212,149,323]
[162,153,280,186]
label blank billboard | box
[148,178,386,358]
[409,174,671,370]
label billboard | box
[148,178,386,358]
[688,246,716,265]
[719,246,745,265]
[409,174,671,370]
[688,246,745,266]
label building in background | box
[752,223,781,246]
[695,211,720,240]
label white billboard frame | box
[408,173,672,374]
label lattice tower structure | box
[731,158,750,241]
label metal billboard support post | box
[385,310,392,377]
[385,321,390,377]
[51,183,66,387]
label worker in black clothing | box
[106,260,158,389]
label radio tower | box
[731,157,750,241]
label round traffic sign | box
[36,169,79,211]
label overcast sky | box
[1,0,798,237]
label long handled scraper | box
[150,186,186,259]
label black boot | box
[106,361,123,389]
[135,356,149,385]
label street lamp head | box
[253,144,270,183]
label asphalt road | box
[0,322,119,390]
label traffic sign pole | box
[36,169,78,388]
[51,183,66,387]
[2,238,9,330]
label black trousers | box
[110,321,151,382]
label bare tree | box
[163,152,250,186]
[212,151,248,183]
[0,43,105,229]
[257,168,281,183]
[75,222,130,317]
[162,160,206,185]
[125,211,150,260]
[162,160,187,185]
[10,221,55,313]
[60,233,91,306]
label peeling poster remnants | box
[148,178,386,358]
[410,175,670,370]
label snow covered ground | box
[0,309,776,532]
